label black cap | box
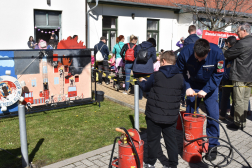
[100,36,107,41]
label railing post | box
[134,84,139,131]
[18,105,29,168]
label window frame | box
[54,77,59,85]
[197,18,226,32]
[34,10,62,41]
[102,16,118,52]
[31,79,37,87]
[147,19,159,51]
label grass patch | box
[0,100,147,168]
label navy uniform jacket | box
[183,34,200,47]
[176,43,225,93]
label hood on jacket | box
[140,41,154,48]
[159,65,179,78]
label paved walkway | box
[42,83,252,168]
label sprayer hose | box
[178,112,251,168]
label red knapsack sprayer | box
[108,127,144,168]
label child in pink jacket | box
[153,56,160,72]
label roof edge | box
[87,0,181,11]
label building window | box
[54,77,59,85]
[102,16,117,51]
[54,67,58,73]
[43,78,48,83]
[147,19,159,51]
[231,23,239,33]
[42,58,47,62]
[24,92,33,98]
[231,22,252,34]
[31,79,37,87]
[64,66,69,72]
[198,18,225,32]
[34,10,61,43]
[75,76,79,82]
[43,66,48,74]
[65,77,69,84]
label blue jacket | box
[183,34,200,47]
[139,65,180,92]
[133,41,157,74]
[94,41,110,60]
[112,42,124,59]
[176,43,225,93]
[223,60,232,81]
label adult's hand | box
[186,88,195,97]
[198,90,207,98]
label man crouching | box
[139,51,183,168]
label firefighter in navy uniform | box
[176,39,225,161]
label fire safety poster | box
[0,49,91,115]
[202,30,239,48]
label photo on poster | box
[218,38,226,49]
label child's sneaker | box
[144,164,155,168]
[123,91,128,95]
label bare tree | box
[171,0,252,31]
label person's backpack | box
[125,43,136,62]
[96,44,105,62]
[136,44,152,63]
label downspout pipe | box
[87,0,99,48]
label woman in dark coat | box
[133,38,157,99]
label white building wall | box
[0,0,86,50]
[88,4,179,51]
[118,16,147,44]
[178,13,194,41]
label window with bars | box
[147,19,159,51]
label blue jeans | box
[125,62,134,91]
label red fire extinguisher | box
[182,93,209,163]
[182,113,209,163]
[109,127,144,168]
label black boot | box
[205,147,217,161]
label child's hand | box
[139,77,146,82]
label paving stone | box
[75,165,87,168]
[81,159,94,166]
[99,155,112,163]
[73,161,83,166]
[100,152,109,157]
[87,155,102,161]
[61,164,75,168]
[87,166,99,168]
[92,160,106,166]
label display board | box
[202,30,239,48]
[0,49,91,115]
